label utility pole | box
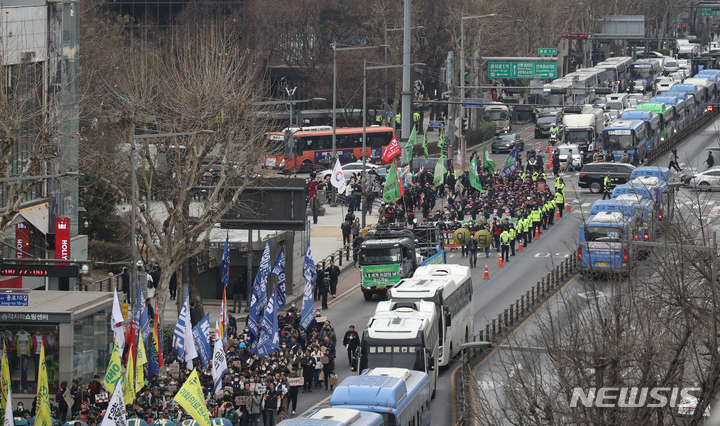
[446,52,455,161]
[401,0,412,163]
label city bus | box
[263,126,334,170]
[602,120,652,160]
[597,56,633,92]
[354,300,439,397]
[329,368,432,426]
[286,127,396,172]
[629,61,663,93]
[668,85,705,114]
[634,102,675,141]
[619,110,661,150]
[277,409,384,426]
[388,264,473,367]
[649,96,688,130]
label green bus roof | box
[635,102,672,114]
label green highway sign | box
[538,48,557,55]
[701,7,718,16]
[488,61,557,79]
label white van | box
[483,103,511,135]
[605,93,629,110]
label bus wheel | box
[301,160,313,173]
[363,291,373,301]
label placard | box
[537,182,546,190]
[168,363,180,377]
[287,377,304,386]
[233,361,243,367]
[63,389,74,408]
[158,366,168,377]
[320,356,329,364]
[235,396,248,406]
[167,385,177,392]
[315,316,327,323]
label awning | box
[11,203,49,235]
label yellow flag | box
[1,342,10,420]
[135,331,146,393]
[104,338,122,394]
[174,369,211,426]
[123,346,135,406]
[136,331,148,366]
[34,344,52,426]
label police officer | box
[602,172,613,200]
[508,223,516,256]
[532,205,542,237]
[467,233,479,268]
[375,112,383,126]
[555,190,565,218]
[500,228,511,262]
[413,111,421,126]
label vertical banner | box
[15,224,29,260]
[55,217,70,265]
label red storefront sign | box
[55,217,70,265]
[15,223,29,260]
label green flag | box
[405,125,416,159]
[422,129,429,162]
[469,157,483,191]
[438,129,446,155]
[483,142,496,173]
[433,157,446,188]
[383,161,402,203]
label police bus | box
[602,120,652,160]
[635,102,676,142]
[629,61,663,93]
[388,264,474,367]
[354,300,439,397]
[277,409,384,426]
[578,210,639,275]
[329,368,432,426]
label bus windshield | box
[585,226,622,242]
[360,248,403,264]
[364,345,426,371]
[630,66,653,79]
[538,94,563,106]
[604,131,636,151]
[565,129,594,142]
[484,110,508,121]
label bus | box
[354,300,439,397]
[649,96,688,130]
[329,368,432,426]
[686,75,719,104]
[578,210,639,275]
[597,56,633,91]
[276,127,396,172]
[668,85,705,114]
[635,102,675,141]
[538,80,574,107]
[388,264,474,367]
[277,409,384,426]
[629,61,663,93]
[602,120,652,160]
[619,110,661,150]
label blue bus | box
[629,61,663,92]
[590,199,653,246]
[602,120,652,160]
[668,85,705,113]
[649,96,689,130]
[612,176,674,222]
[689,74,719,103]
[630,166,674,183]
[278,409,384,426]
[578,210,639,275]
[329,368,431,426]
[620,110,662,146]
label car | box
[490,133,524,154]
[604,109,620,122]
[555,143,584,170]
[317,161,380,182]
[663,58,679,74]
[686,167,720,189]
[578,162,636,193]
[534,112,563,138]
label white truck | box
[483,102,512,135]
[562,106,605,161]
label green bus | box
[635,102,675,142]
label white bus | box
[355,300,439,397]
[388,264,474,367]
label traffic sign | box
[0,293,28,307]
[679,12,689,18]
[538,48,557,55]
[701,7,718,16]
[428,122,444,128]
[461,103,484,108]
[488,62,557,79]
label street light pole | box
[460,13,498,131]
[384,25,424,127]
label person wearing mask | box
[300,349,316,393]
[287,369,301,415]
[322,347,335,391]
[342,325,359,366]
[261,382,282,426]
[311,345,324,390]
[467,233,479,268]
[56,381,68,423]
[245,389,262,426]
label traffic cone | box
[556,207,561,220]
[518,240,524,252]
[483,265,490,279]
[534,226,540,239]
[546,158,551,170]
[546,142,552,153]
[531,143,535,152]
[567,203,572,213]
[498,253,504,268]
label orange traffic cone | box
[518,240,524,252]
[546,158,551,170]
[566,203,572,213]
[556,207,561,220]
[531,143,535,152]
[534,226,540,239]
[546,142,552,153]
[498,253,504,268]
[483,265,490,279]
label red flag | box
[124,321,137,364]
[381,136,401,164]
[153,304,165,367]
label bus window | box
[337,134,352,149]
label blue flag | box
[256,286,279,358]
[248,241,271,352]
[271,247,286,308]
[221,231,230,286]
[498,145,522,180]
[192,314,212,369]
[172,292,191,359]
[300,244,317,330]
[136,281,150,343]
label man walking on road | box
[707,151,715,170]
[668,148,682,172]
[343,325,360,366]
[325,260,340,298]
[602,172,613,200]
[467,233,479,268]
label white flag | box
[183,298,198,370]
[330,158,347,194]
[212,320,228,394]
[100,376,126,426]
[112,289,125,353]
[3,385,12,426]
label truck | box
[359,226,419,301]
[483,102,512,135]
[562,107,605,160]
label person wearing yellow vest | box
[500,228,511,262]
[532,206,542,236]
[396,113,401,125]
[375,113,383,125]
[602,172,613,200]
[508,223,516,256]
[413,111,420,125]
[555,191,564,218]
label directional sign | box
[0,293,28,307]
[428,122,444,128]
[538,48,557,55]
[488,62,557,79]
[701,7,718,16]
[461,103,484,108]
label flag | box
[438,129,446,155]
[34,344,51,426]
[469,157,483,191]
[1,344,9,422]
[212,320,227,394]
[405,125,416,159]
[221,231,230,286]
[148,319,161,377]
[381,135,401,163]
[136,281,150,343]
[433,158,446,188]
[271,247,286,308]
[248,241,271,352]
[124,321,136,364]
[2,384,10,426]
[104,338,123,394]
[456,147,463,166]
[154,306,164,367]
[257,285,279,358]
[300,243,317,330]
[135,330,147,392]
[498,145,522,179]
[112,289,125,353]
[329,158,347,194]
[123,349,135,406]
[422,129,429,163]
[483,141,496,173]
[172,292,197,369]
[383,160,403,203]
[99,376,126,426]
[192,315,212,369]
[220,288,228,347]
[174,370,211,426]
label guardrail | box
[645,106,720,164]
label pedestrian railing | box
[645,106,719,164]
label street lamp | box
[129,127,216,308]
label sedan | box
[490,134,525,154]
[686,167,720,189]
[317,162,380,182]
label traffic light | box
[462,118,469,134]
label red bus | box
[264,127,396,172]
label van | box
[483,103,512,135]
[605,93,629,110]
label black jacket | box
[343,330,360,350]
